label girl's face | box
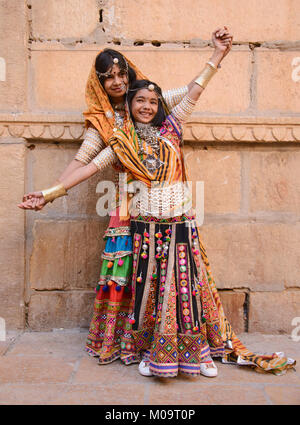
[131,89,159,124]
[103,64,128,101]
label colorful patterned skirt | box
[125,214,296,377]
[85,226,139,365]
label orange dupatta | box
[83,51,147,146]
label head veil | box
[83,50,147,146]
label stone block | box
[218,291,246,334]
[0,0,27,110]
[29,220,106,291]
[74,356,146,385]
[184,146,241,214]
[0,356,74,383]
[148,382,267,405]
[49,383,146,405]
[30,50,95,111]
[264,386,300,405]
[30,142,115,218]
[31,0,100,40]
[249,150,300,214]
[125,48,251,114]
[28,291,95,330]
[0,383,69,405]
[0,142,26,329]
[8,330,86,357]
[198,223,300,291]
[249,291,300,334]
[109,0,300,42]
[257,50,300,112]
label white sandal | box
[200,360,218,377]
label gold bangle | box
[194,62,218,89]
[206,60,217,70]
[41,183,68,203]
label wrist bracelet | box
[194,62,218,89]
[41,183,68,203]
[207,60,221,69]
[206,61,217,70]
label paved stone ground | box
[0,330,299,405]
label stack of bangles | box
[194,61,219,89]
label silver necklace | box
[112,103,125,129]
[135,123,164,173]
[114,111,123,128]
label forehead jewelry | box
[96,68,112,79]
[113,56,129,75]
[129,84,162,102]
[96,57,128,80]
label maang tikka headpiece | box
[128,83,163,101]
[96,55,129,80]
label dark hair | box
[95,49,136,87]
[127,79,167,127]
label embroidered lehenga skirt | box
[85,225,138,364]
[126,214,224,377]
[125,214,295,377]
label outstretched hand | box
[18,191,46,211]
[212,26,233,59]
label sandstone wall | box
[0,0,300,334]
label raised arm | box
[171,27,233,125]
[162,86,188,111]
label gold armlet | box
[41,183,68,203]
[194,62,218,89]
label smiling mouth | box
[139,115,153,121]
[115,83,127,91]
